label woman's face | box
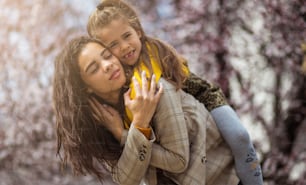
[78,42,126,103]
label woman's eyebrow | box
[100,48,107,56]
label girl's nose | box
[120,41,130,52]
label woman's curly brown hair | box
[53,36,123,181]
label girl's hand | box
[89,97,124,141]
[124,71,163,128]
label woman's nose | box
[102,60,113,73]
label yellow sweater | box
[124,43,161,126]
[124,43,188,138]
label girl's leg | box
[211,105,263,185]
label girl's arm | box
[183,72,227,111]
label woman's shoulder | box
[158,78,176,91]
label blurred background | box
[0,0,305,184]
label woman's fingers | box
[155,82,163,100]
[125,72,164,128]
[149,74,157,96]
[124,88,132,106]
[132,71,161,99]
[92,112,100,122]
[89,98,100,116]
[141,71,148,98]
[88,97,123,141]
[89,97,111,122]
[104,104,119,116]
[132,76,142,98]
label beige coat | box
[110,78,239,185]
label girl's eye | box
[109,43,117,49]
[124,34,131,38]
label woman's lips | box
[109,69,121,80]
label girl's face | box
[78,42,126,104]
[95,18,142,66]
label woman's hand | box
[89,97,124,141]
[124,71,163,128]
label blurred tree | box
[0,0,101,184]
[132,0,306,184]
[258,1,306,184]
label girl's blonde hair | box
[87,0,188,89]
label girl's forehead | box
[111,16,129,25]
[97,19,132,34]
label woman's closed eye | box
[102,50,113,59]
[88,63,99,74]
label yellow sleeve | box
[134,125,151,139]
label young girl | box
[53,36,238,185]
[87,0,263,185]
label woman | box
[53,36,162,184]
[53,36,238,185]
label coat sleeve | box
[149,78,190,173]
[119,79,190,174]
[111,124,155,185]
[182,72,228,111]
